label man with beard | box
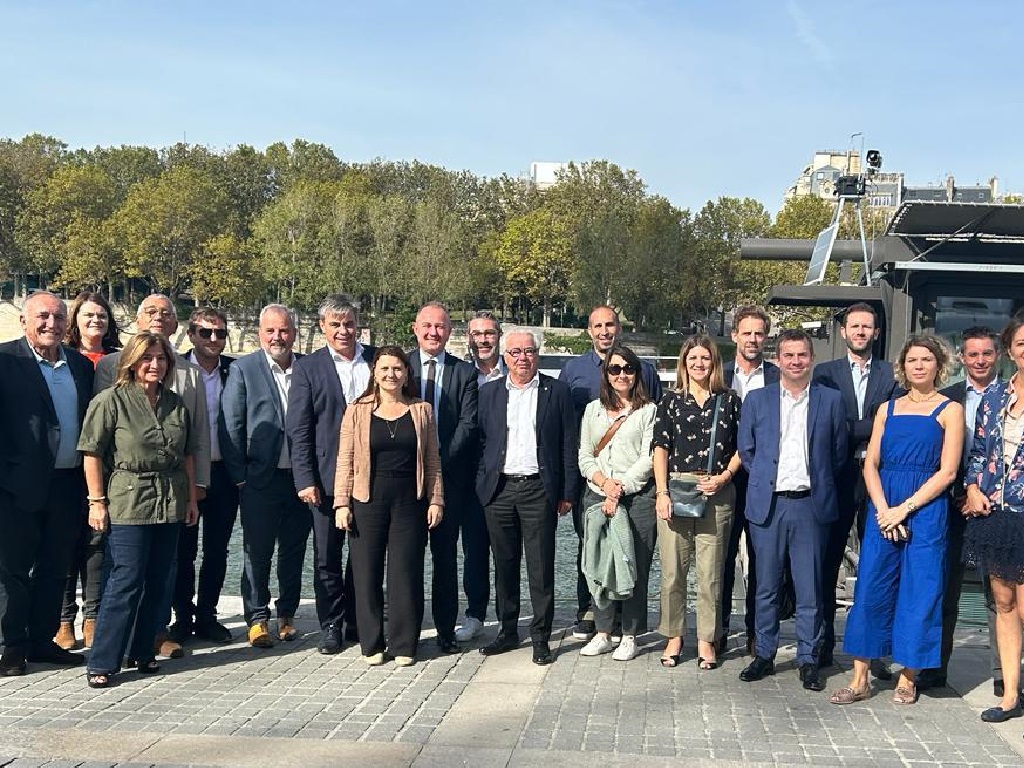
[559,305,661,640]
[453,312,506,642]
[812,302,896,677]
[220,304,311,648]
[719,306,780,657]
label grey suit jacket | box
[94,349,211,488]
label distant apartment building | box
[529,161,568,190]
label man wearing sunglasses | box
[165,308,238,645]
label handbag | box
[668,395,721,518]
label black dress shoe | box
[194,619,233,644]
[167,620,193,645]
[870,659,893,681]
[916,669,947,691]
[739,656,775,682]
[437,636,461,654]
[26,641,84,666]
[0,647,26,676]
[317,625,343,655]
[981,702,1023,723]
[799,663,824,691]
[532,641,553,665]
[479,635,519,656]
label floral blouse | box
[967,378,1024,509]
[653,389,742,474]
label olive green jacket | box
[78,384,198,525]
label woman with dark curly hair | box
[831,333,962,706]
[964,316,1024,723]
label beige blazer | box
[333,399,444,509]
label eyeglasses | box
[143,308,174,318]
[607,364,637,376]
[194,327,228,340]
[505,347,538,359]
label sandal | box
[830,686,871,705]
[136,659,161,675]
[892,685,918,705]
[697,656,718,670]
[660,654,681,668]
[86,672,110,689]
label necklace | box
[907,390,938,403]
[385,418,399,439]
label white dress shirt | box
[476,358,506,388]
[776,384,811,492]
[332,342,370,405]
[503,375,540,475]
[265,351,293,469]
[848,354,872,420]
[732,362,765,402]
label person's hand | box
[335,506,353,531]
[698,473,726,497]
[196,487,207,502]
[965,485,991,517]
[556,500,573,516]
[427,504,444,529]
[601,496,618,517]
[88,502,109,533]
[601,477,623,500]
[876,504,907,532]
[185,501,200,526]
[298,485,321,506]
[656,493,672,521]
[882,523,909,542]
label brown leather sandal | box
[829,686,871,705]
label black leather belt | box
[503,473,540,482]
[774,489,811,499]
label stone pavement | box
[1,598,1022,767]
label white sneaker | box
[612,635,637,661]
[580,635,615,656]
[454,617,483,642]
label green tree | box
[186,234,267,308]
[690,196,772,313]
[494,207,573,326]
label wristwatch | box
[905,500,918,513]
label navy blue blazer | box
[0,338,94,511]
[476,374,580,508]
[219,349,302,489]
[409,350,478,472]
[723,359,780,390]
[812,356,897,458]
[737,382,847,526]
[286,344,375,497]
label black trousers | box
[485,475,557,642]
[0,469,84,650]
[310,494,356,632]
[428,475,463,641]
[461,491,491,622]
[173,460,239,624]
[571,482,592,619]
[720,468,756,639]
[60,504,105,622]
[933,500,968,675]
[821,459,865,655]
[239,470,312,625]
[349,472,427,657]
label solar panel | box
[804,223,838,285]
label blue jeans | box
[87,522,180,674]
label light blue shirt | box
[32,344,80,469]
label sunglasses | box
[607,364,637,376]
[194,327,228,340]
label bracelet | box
[656,490,671,497]
[87,495,107,502]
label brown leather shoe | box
[54,621,78,651]
[248,621,273,648]
[82,619,96,649]
[154,632,184,659]
[278,617,298,641]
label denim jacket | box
[966,379,1024,508]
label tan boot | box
[82,619,96,648]
[54,621,77,651]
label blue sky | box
[1,0,1018,212]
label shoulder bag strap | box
[706,395,722,474]
[593,413,628,457]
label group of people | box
[1,291,1023,725]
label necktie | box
[424,359,437,414]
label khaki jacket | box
[333,399,444,509]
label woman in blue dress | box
[964,316,1024,723]
[831,334,963,705]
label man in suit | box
[811,302,897,677]
[94,293,211,659]
[476,328,578,665]
[408,301,478,653]
[454,311,506,643]
[719,305,781,657]
[737,329,847,692]
[220,304,312,648]
[167,307,238,646]
[919,326,1005,693]
[0,291,94,675]
[558,305,662,640]
[287,294,374,654]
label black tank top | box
[369,411,417,475]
